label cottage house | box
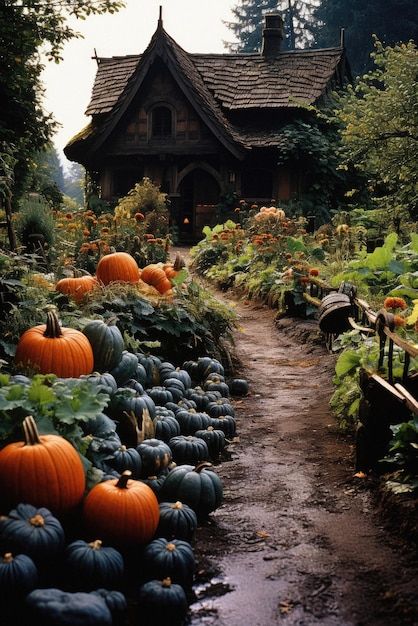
[64,9,350,240]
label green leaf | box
[335,350,362,377]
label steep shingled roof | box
[65,17,348,162]
[86,47,345,116]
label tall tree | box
[225,0,318,52]
[312,0,418,78]
[0,0,125,250]
[335,39,418,219]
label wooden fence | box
[306,280,418,471]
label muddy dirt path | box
[184,289,418,626]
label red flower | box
[309,268,319,277]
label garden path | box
[176,247,418,626]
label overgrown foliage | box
[335,39,418,219]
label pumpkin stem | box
[22,415,42,445]
[2,553,13,563]
[116,470,133,489]
[162,577,172,587]
[29,514,45,527]
[44,310,63,339]
[172,501,183,510]
[194,461,213,473]
[89,539,103,550]
[166,543,176,551]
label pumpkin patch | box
[0,267,249,624]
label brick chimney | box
[261,14,284,58]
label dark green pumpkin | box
[162,377,186,403]
[147,385,174,406]
[137,438,173,477]
[63,539,124,591]
[137,353,161,387]
[139,471,168,497]
[196,356,224,381]
[228,378,250,396]
[168,435,209,466]
[81,372,118,395]
[156,501,198,542]
[175,408,212,435]
[143,537,195,588]
[107,445,142,478]
[0,552,38,601]
[138,577,188,625]
[203,376,230,397]
[82,318,124,373]
[153,414,181,442]
[158,462,223,518]
[195,426,226,460]
[184,386,211,411]
[206,398,235,418]
[0,504,65,567]
[209,414,237,438]
[109,350,139,387]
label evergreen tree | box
[225,0,318,52]
[312,0,418,78]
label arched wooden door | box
[178,168,220,240]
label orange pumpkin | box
[14,310,94,378]
[0,415,86,515]
[163,252,185,279]
[96,251,140,285]
[55,270,98,305]
[140,264,173,294]
[82,470,160,550]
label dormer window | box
[152,106,172,138]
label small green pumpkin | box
[143,537,195,588]
[153,413,181,442]
[156,501,198,542]
[0,504,65,567]
[137,438,172,478]
[228,378,250,396]
[209,414,237,438]
[82,318,124,373]
[195,426,226,460]
[107,445,142,479]
[174,408,212,435]
[158,462,223,519]
[0,552,38,601]
[63,539,124,591]
[138,577,188,625]
[168,435,209,466]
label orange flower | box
[83,230,90,236]
[65,212,73,219]
[383,297,407,310]
[309,268,319,277]
[135,212,145,220]
[394,315,407,328]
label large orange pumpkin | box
[0,415,86,515]
[82,470,160,550]
[14,310,94,378]
[55,270,98,305]
[140,263,173,294]
[96,251,140,285]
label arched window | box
[152,106,172,138]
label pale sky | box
[41,1,236,168]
